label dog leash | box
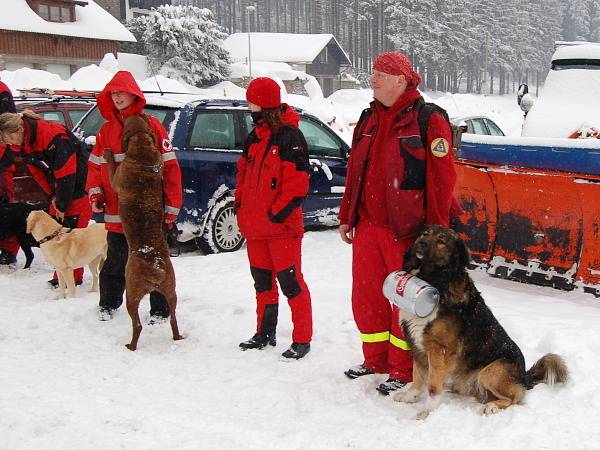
[38,227,73,244]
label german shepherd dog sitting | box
[394,225,568,419]
[104,115,183,351]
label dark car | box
[15,98,94,130]
[75,96,349,253]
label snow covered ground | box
[1,229,599,449]
[1,61,594,449]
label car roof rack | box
[16,88,98,99]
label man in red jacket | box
[338,52,456,395]
[87,71,182,321]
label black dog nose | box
[416,240,428,251]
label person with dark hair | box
[87,71,182,322]
[0,81,18,265]
[0,110,91,280]
[0,81,16,115]
[339,51,457,395]
[235,77,313,360]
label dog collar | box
[145,163,162,173]
[38,227,72,245]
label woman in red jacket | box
[235,77,313,360]
[86,71,182,322]
[0,111,91,283]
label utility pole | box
[246,5,256,80]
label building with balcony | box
[0,0,136,79]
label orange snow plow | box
[453,134,600,296]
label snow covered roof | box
[0,0,136,42]
[552,43,600,61]
[224,33,351,65]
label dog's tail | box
[525,353,568,389]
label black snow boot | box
[239,333,276,350]
[281,343,311,360]
[239,304,278,350]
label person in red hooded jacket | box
[87,71,182,322]
[0,80,19,265]
[235,77,313,360]
[338,52,457,395]
[0,110,92,283]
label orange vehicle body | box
[453,135,600,296]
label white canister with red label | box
[382,271,439,318]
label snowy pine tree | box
[134,5,231,87]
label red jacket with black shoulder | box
[235,105,310,240]
[21,117,88,214]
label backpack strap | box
[413,98,451,149]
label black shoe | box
[0,250,17,265]
[344,363,375,379]
[97,307,115,321]
[376,378,407,396]
[239,333,276,350]
[48,278,83,288]
[281,343,310,360]
[148,314,169,325]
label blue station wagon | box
[75,95,349,253]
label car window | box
[39,111,66,125]
[68,110,88,128]
[484,118,504,136]
[189,111,236,149]
[468,118,488,135]
[76,106,104,138]
[298,117,343,158]
[144,107,177,131]
[243,113,342,158]
[76,105,177,139]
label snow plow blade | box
[453,135,600,296]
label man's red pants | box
[351,221,413,382]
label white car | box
[451,115,505,136]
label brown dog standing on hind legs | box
[394,225,568,419]
[104,115,183,351]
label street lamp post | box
[246,5,256,80]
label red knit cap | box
[246,77,281,109]
[373,51,422,89]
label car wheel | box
[197,198,245,254]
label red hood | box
[255,104,300,139]
[281,104,300,127]
[0,81,11,95]
[96,71,145,121]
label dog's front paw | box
[53,292,65,301]
[394,388,420,404]
[482,402,500,415]
[416,409,430,420]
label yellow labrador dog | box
[26,210,108,299]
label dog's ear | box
[26,212,35,234]
[454,237,471,269]
[121,132,130,153]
